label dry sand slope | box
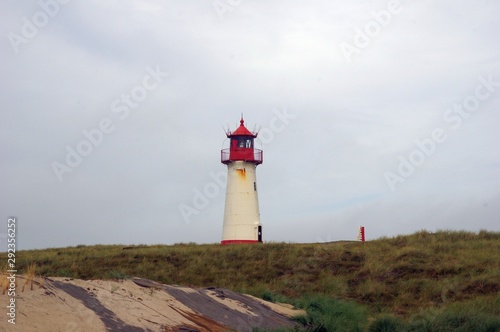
[0,276,304,332]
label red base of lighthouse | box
[221,240,260,245]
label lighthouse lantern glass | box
[229,136,255,161]
[232,136,253,149]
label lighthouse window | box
[254,182,257,191]
[236,137,253,148]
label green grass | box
[4,230,500,331]
[293,295,367,331]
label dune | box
[0,276,304,332]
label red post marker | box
[357,226,365,242]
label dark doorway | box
[257,225,262,242]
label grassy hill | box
[7,230,500,331]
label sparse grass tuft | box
[110,284,119,294]
[0,264,10,295]
[108,269,127,280]
[22,263,38,291]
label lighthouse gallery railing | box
[221,148,263,165]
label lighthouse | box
[221,117,263,244]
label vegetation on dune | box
[5,230,500,331]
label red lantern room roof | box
[227,117,257,137]
[221,116,262,165]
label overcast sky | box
[1,0,499,250]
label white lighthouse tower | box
[221,117,263,244]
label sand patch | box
[0,276,301,332]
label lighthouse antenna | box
[254,124,262,136]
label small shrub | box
[295,295,367,332]
[368,316,405,332]
[261,290,289,303]
[262,290,275,302]
[108,270,127,280]
[407,309,500,332]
